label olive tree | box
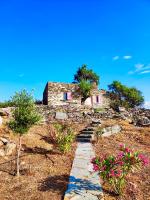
[74,64,100,104]
[9,90,41,177]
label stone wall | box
[43,82,109,108]
[38,104,150,126]
[43,82,81,106]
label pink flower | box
[110,169,122,178]
[115,169,122,177]
[138,154,149,166]
[91,157,96,163]
[125,147,131,153]
[119,143,125,149]
[139,154,149,165]
[110,169,115,177]
[101,166,106,171]
[117,152,124,159]
[93,164,99,171]
[118,161,124,166]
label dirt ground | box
[0,123,85,200]
[94,119,150,200]
[0,119,150,200]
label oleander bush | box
[92,144,149,195]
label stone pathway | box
[64,141,103,200]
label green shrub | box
[0,101,14,108]
[53,123,75,153]
[108,81,144,109]
[94,107,105,113]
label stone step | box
[81,130,94,134]
[78,133,93,137]
[85,127,95,131]
[76,138,91,142]
[77,134,92,139]
[92,120,101,125]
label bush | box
[92,144,149,195]
[94,107,105,113]
[108,81,144,109]
[0,101,14,108]
[53,123,75,153]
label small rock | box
[0,137,9,145]
[4,142,16,156]
[0,141,3,147]
[0,149,5,157]
[55,112,68,120]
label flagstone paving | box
[64,142,104,200]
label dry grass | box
[94,119,150,200]
[0,118,150,200]
[0,122,85,200]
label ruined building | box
[43,82,108,107]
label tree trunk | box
[81,96,89,105]
[17,135,22,177]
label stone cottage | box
[43,82,108,107]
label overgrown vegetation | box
[74,64,100,104]
[92,144,149,195]
[108,81,144,109]
[48,122,75,153]
[9,90,41,177]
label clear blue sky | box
[0,0,150,107]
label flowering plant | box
[92,144,149,195]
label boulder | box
[4,142,16,156]
[92,119,101,125]
[111,124,122,134]
[118,107,126,112]
[55,112,68,120]
[100,124,121,137]
[0,108,11,116]
[136,116,150,126]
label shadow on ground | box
[22,144,62,156]
[38,174,69,195]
